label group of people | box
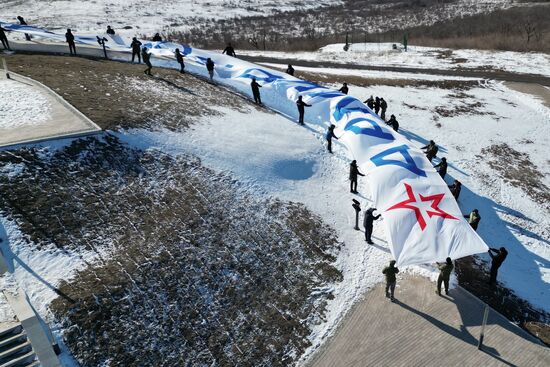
[0,16,31,51]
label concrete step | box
[0,350,36,367]
[0,325,22,340]
[0,332,26,349]
[0,340,32,361]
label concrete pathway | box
[504,82,550,108]
[309,276,549,367]
[0,69,101,148]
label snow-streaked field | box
[1,0,339,36]
[0,79,51,128]
[240,42,550,77]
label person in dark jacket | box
[363,207,381,244]
[131,37,142,63]
[251,78,262,105]
[380,98,388,120]
[152,33,162,42]
[326,124,338,153]
[383,260,399,301]
[464,209,481,231]
[349,160,365,194]
[296,96,311,125]
[488,247,508,285]
[222,43,236,57]
[364,95,374,110]
[0,26,10,50]
[374,96,381,115]
[448,180,461,200]
[436,257,453,296]
[17,16,31,41]
[434,157,448,179]
[286,64,295,76]
[175,48,185,73]
[65,29,76,55]
[386,114,399,132]
[421,140,438,162]
[142,47,152,75]
[338,82,349,95]
[106,25,115,35]
[206,58,215,80]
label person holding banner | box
[464,209,481,231]
[175,48,185,73]
[250,78,262,105]
[325,124,338,153]
[436,257,454,296]
[296,96,311,125]
[206,58,215,81]
[142,47,152,76]
[349,160,365,194]
[65,29,76,55]
[131,37,142,63]
[0,25,10,50]
[363,207,381,244]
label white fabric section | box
[1,22,489,266]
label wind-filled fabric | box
[1,22,489,266]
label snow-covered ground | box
[0,79,51,128]
[1,0,339,37]
[240,42,550,77]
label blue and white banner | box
[1,22,488,266]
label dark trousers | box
[132,50,141,63]
[365,225,373,242]
[179,62,185,73]
[253,92,261,104]
[1,37,9,50]
[68,41,76,55]
[437,274,449,294]
[489,266,499,284]
[208,70,214,80]
[24,33,31,41]
[375,107,380,115]
[381,109,386,120]
[350,179,357,193]
[298,110,305,124]
[386,281,396,299]
[327,138,333,153]
[144,62,152,75]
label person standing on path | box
[0,25,10,51]
[349,160,365,194]
[380,97,388,120]
[65,29,76,55]
[286,64,295,76]
[363,207,381,244]
[374,96,381,115]
[175,48,185,73]
[464,209,481,231]
[326,124,338,153]
[206,58,215,81]
[142,47,152,75]
[296,96,311,125]
[338,82,349,95]
[17,16,31,41]
[131,37,142,63]
[251,78,262,105]
[488,247,508,285]
[436,257,454,296]
[383,260,399,301]
[434,157,448,179]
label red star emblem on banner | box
[386,183,458,231]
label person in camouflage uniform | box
[436,257,454,296]
[382,260,399,301]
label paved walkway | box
[505,82,550,108]
[309,276,549,367]
[0,70,101,148]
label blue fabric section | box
[370,144,427,176]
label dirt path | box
[240,55,550,87]
[504,82,550,108]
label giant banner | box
[1,22,488,266]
